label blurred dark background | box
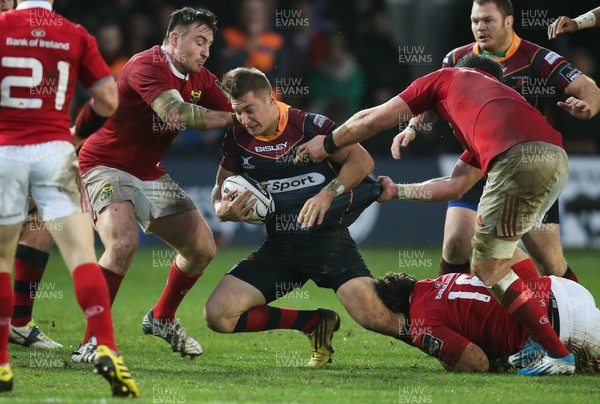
[55,0,600,157]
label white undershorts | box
[0,141,84,225]
[551,276,600,371]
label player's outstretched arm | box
[297,144,374,229]
[376,159,482,203]
[548,8,600,39]
[212,166,255,222]
[151,89,235,130]
[564,74,600,119]
[295,96,412,164]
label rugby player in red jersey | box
[548,7,600,39]
[0,0,138,396]
[0,0,62,351]
[73,7,235,363]
[402,0,600,281]
[374,251,600,373]
[296,53,589,375]
[205,67,402,367]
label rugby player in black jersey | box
[205,67,401,367]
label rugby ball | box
[221,174,275,224]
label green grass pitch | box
[2,247,600,403]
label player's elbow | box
[90,79,118,117]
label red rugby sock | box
[501,277,569,358]
[0,273,12,364]
[73,263,116,351]
[562,266,579,283]
[152,260,200,321]
[511,258,539,284]
[81,266,123,344]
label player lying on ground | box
[374,249,600,373]
[205,67,402,366]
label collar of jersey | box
[17,1,52,11]
[253,101,290,142]
[160,45,188,81]
[472,32,521,62]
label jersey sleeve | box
[414,325,472,369]
[220,128,243,173]
[78,29,112,88]
[127,59,175,106]
[398,70,446,116]
[303,113,336,140]
[198,71,233,112]
[459,150,481,169]
[532,48,582,93]
[442,49,456,68]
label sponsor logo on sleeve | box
[559,65,582,82]
[544,51,560,65]
[422,333,443,358]
[313,114,327,128]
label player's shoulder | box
[516,38,564,65]
[443,43,475,67]
[189,66,220,88]
[297,109,336,137]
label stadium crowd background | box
[55,0,600,157]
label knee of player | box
[203,303,234,333]
[187,238,217,266]
[109,237,139,258]
[443,236,471,262]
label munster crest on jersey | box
[190,90,202,104]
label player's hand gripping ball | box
[222,174,275,224]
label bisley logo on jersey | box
[266,173,325,193]
[255,141,288,153]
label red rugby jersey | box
[398,67,562,174]
[409,274,552,368]
[0,3,111,145]
[79,45,232,180]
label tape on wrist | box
[323,132,339,154]
[407,123,418,134]
[325,179,345,196]
[574,11,596,29]
[396,184,412,200]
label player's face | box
[0,0,14,12]
[172,23,214,74]
[231,91,279,137]
[470,2,513,53]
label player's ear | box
[505,15,514,30]
[268,92,276,105]
[168,31,179,48]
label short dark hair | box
[456,53,504,81]
[473,0,513,17]
[164,7,217,42]
[221,67,272,100]
[373,272,417,316]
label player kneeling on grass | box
[205,67,402,366]
[374,248,600,373]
